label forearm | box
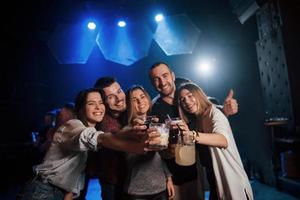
[113,125,145,142]
[166,175,175,199]
[193,131,228,148]
[97,133,145,154]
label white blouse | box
[201,106,253,200]
[34,119,103,197]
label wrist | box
[166,176,173,183]
[192,131,200,142]
[97,134,103,148]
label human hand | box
[177,121,189,134]
[144,127,162,151]
[167,177,175,199]
[116,124,147,141]
[132,116,159,128]
[132,117,145,126]
[222,89,238,116]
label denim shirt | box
[34,119,103,198]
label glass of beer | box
[175,143,196,166]
[149,123,169,149]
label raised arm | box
[192,131,228,148]
[98,125,162,154]
[97,132,145,154]
[222,89,238,116]
[179,109,228,149]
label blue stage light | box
[118,20,126,27]
[155,14,164,22]
[87,22,96,30]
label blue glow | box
[47,22,98,64]
[118,20,126,27]
[87,22,96,30]
[96,19,153,66]
[155,14,164,22]
[153,14,201,56]
[31,132,37,143]
[196,57,216,77]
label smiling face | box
[130,88,150,116]
[179,89,198,114]
[85,92,105,127]
[150,63,176,98]
[102,82,126,113]
[178,84,212,118]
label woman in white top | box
[19,88,160,200]
[177,83,253,200]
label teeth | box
[116,101,124,106]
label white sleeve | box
[79,127,103,151]
[210,106,232,142]
[54,119,103,151]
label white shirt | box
[34,119,103,197]
[201,106,253,200]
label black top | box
[151,97,197,185]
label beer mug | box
[175,131,195,166]
[175,144,196,166]
[178,130,194,146]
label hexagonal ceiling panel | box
[47,23,98,64]
[96,20,153,66]
[153,14,201,56]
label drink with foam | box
[149,123,169,149]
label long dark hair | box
[74,88,102,126]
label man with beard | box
[92,77,128,200]
[75,77,129,200]
[149,62,238,200]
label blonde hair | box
[178,83,212,123]
[126,85,152,125]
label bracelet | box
[192,131,199,142]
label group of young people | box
[18,61,253,200]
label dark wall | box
[279,1,300,130]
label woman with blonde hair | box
[124,85,175,200]
[177,83,253,200]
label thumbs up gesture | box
[222,89,238,116]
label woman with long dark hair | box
[19,88,159,200]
